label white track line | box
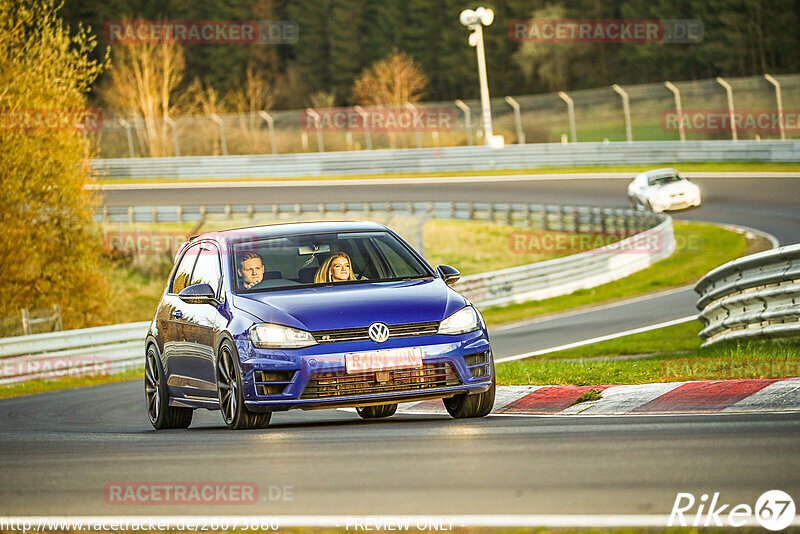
[495,315,697,363]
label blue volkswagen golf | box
[145,221,495,430]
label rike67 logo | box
[669,490,796,530]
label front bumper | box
[235,330,493,412]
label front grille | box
[311,321,440,344]
[300,362,460,399]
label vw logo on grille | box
[368,322,390,343]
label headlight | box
[249,323,317,349]
[438,306,479,335]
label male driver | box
[238,252,266,289]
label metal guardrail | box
[5,202,671,383]
[91,140,800,179]
[460,217,673,307]
[695,244,800,345]
[0,322,149,384]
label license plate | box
[345,347,423,373]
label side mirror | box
[436,265,461,286]
[178,283,219,305]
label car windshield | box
[648,174,683,186]
[231,230,432,292]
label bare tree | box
[352,50,426,106]
[102,24,185,157]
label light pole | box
[460,7,501,148]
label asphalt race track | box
[1,173,798,519]
[0,382,798,516]
[97,175,800,243]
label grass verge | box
[481,220,763,326]
[91,161,800,184]
[0,367,142,399]
[496,320,800,386]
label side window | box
[171,245,200,294]
[190,244,222,294]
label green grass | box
[496,320,800,386]
[481,220,761,326]
[91,161,800,184]
[422,219,596,276]
[0,367,142,399]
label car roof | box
[639,168,680,179]
[188,220,391,246]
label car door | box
[159,243,200,399]
[177,241,225,402]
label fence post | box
[259,111,278,154]
[164,116,180,156]
[612,84,633,143]
[664,81,686,142]
[211,114,228,155]
[305,108,324,152]
[557,91,577,143]
[716,77,738,142]
[354,106,372,150]
[454,100,473,146]
[53,304,63,332]
[504,96,525,144]
[764,74,786,141]
[119,119,136,158]
[21,308,30,335]
[405,103,423,149]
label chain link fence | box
[91,74,800,158]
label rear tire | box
[443,366,496,419]
[216,340,271,430]
[145,345,193,430]
[356,404,398,419]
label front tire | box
[216,340,271,430]
[443,367,496,419]
[356,404,398,419]
[145,345,193,430]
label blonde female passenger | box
[314,252,356,283]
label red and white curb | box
[395,378,800,416]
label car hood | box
[651,181,695,194]
[231,278,468,331]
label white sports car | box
[627,168,701,212]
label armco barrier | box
[695,243,800,345]
[4,202,672,383]
[90,140,800,179]
[0,322,149,384]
